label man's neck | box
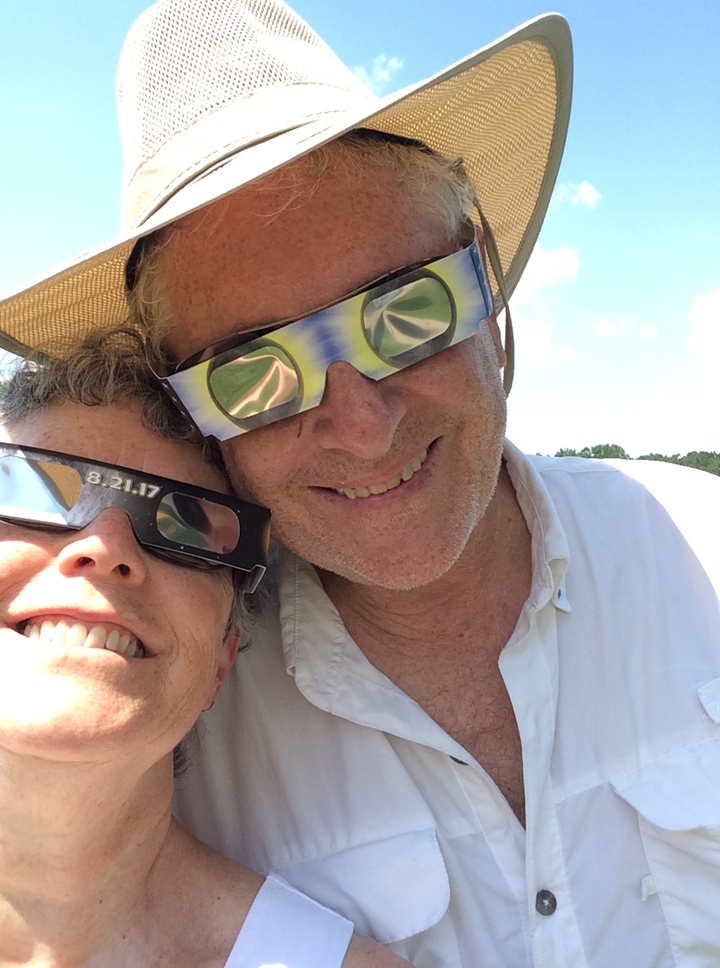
[319,462,531,673]
[318,463,532,822]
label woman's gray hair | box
[0,326,249,641]
[126,130,477,347]
[1,326,198,441]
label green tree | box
[635,452,682,464]
[556,446,720,477]
[679,451,720,475]
[555,444,629,460]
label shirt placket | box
[500,595,588,968]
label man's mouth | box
[18,619,146,658]
[334,448,429,500]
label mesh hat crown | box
[0,0,573,357]
[118,0,378,230]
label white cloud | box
[512,245,579,305]
[507,289,717,459]
[508,313,575,367]
[639,322,659,341]
[507,244,578,366]
[587,317,659,341]
[686,288,720,359]
[591,318,619,337]
[576,180,602,207]
[353,55,403,94]
[553,179,602,209]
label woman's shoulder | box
[147,821,263,966]
[158,825,409,968]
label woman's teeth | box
[22,619,145,658]
[336,449,428,500]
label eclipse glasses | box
[0,444,270,591]
[160,231,493,441]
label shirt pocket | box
[270,825,450,944]
[610,739,720,962]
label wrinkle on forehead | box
[160,154,453,359]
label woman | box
[0,335,409,968]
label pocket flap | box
[611,741,720,830]
[698,677,720,724]
[272,825,450,944]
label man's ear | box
[204,633,241,711]
[487,311,506,368]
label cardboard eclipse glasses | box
[160,232,494,441]
[0,444,270,591]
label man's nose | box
[306,361,407,459]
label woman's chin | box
[0,682,155,764]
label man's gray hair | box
[127,131,477,347]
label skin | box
[160,154,509,591]
[0,400,237,767]
[0,399,410,967]
[159,150,534,823]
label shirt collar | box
[503,439,571,613]
[277,441,572,746]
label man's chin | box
[304,532,471,592]
[271,489,489,589]
[318,562,456,593]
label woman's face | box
[0,399,237,769]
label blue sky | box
[1,0,718,456]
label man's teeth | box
[336,449,428,500]
[22,619,145,658]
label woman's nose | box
[56,509,149,585]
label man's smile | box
[333,447,430,500]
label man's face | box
[159,153,507,590]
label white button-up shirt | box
[174,444,720,967]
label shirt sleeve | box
[224,873,355,968]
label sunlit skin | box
[159,153,511,592]
[158,150,533,824]
[0,399,413,966]
[0,400,237,766]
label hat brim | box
[0,13,572,358]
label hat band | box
[123,82,379,230]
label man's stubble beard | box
[270,402,507,592]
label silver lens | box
[156,493,240,554]
[0,456,81,524]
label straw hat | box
[0,0,572,358]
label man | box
[2,1,720,965]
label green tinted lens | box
[156,493,240,555]
[0,456,82,523]
[208,345,299,419]
[363,276,454,361]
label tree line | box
[554,444,720,477]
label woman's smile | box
[20,616,147,658]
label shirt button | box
[536,890,557,916]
